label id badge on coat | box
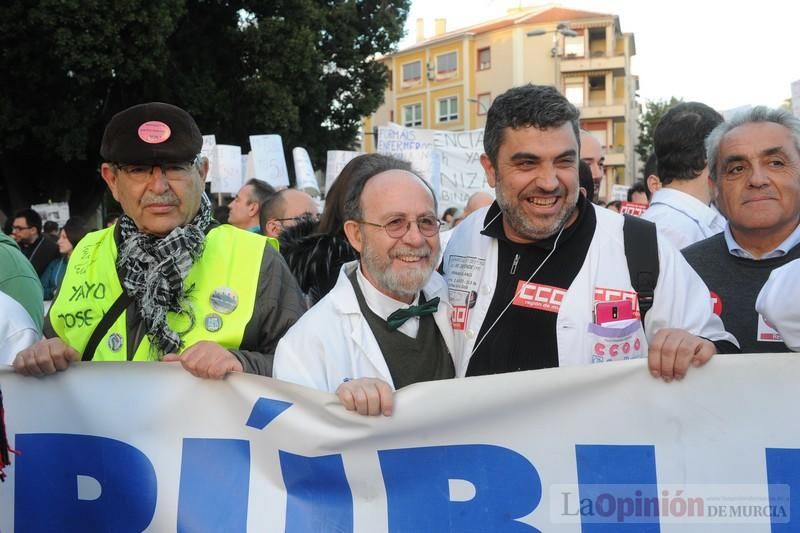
[587,319,647,364]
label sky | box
[404,0,800,112]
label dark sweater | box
[682,234,800,353]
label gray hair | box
[706,106,800,181]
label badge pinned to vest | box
[205,313,223,332]
[107,332,124,352]
[210,288,238,314]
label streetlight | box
[467,97,489,115]
[527,22,577,90]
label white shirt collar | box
[355,263,423,339]
[649,188,724,229]
[724,222,800,260]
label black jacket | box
[278,217,357,306]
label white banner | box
[432,128,493,213]
[292,147,320,197]
[249,135,290,188]
[210,145,243,194]
[1,355,798,532]
[31,202,70,225]
[325,150,363,193]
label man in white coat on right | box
[274,154,455,416]
[442,84,737,382]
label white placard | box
[432,128,492,214]
[292,147,320,197]
[611,184,630,202]
[31,202,70,225]
[210,145,243,194]
[376,124,440,183]
[249,134,290,188]
[201,134,216,183]
[325,150,363,193]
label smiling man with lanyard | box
[442,84,737,381]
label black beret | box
[100,102,202,164]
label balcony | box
[579,104,625,120]
[560,54,626,74]
[604,151,625,167]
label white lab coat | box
[442,204,737,374]
[273,261,456,392]
[0,290,41,365]
[756,258,800,352]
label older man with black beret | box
[15,102,305,378]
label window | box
[476,93,491,115]
[477,47,491,70]
[403,103,422,127]
[402,61,421,83]
[436,52,457,75]
[564,32,585,57]
[438,96,458,122]
[565,82,584,107]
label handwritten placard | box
[210,145,243,194]
[249,134,289,188]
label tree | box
[635,97,683,166]
[0,0,410,217]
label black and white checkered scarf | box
[116,194,213,357]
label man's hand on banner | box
[163,341,243,380]
[336,377,394,417]
[13,338,80,376]
[647,328,716,382]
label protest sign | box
[292,147,321,197]
[1,355,797,531]
[201,135,216,184]
[376,124,440,187]
[433,128,493,213]
[619,201,648,217]
[249,135,290,188]
[209,145,242,194]
[31,202,70,225]
[325,150,362,193]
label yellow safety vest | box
[50,224,266,360]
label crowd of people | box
[4,85,800,417]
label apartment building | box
[362,5,640,198]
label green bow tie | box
[386,297,440,331]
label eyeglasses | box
[11,225,32,231]
[357,215,443,238]
[112,156,198,182]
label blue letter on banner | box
[280,450,353,533]
[178,439,250,532]
[765,448,797,531]
[15,433,157,532]
[379,444,542,532]
[575,444,660,532]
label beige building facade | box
[363,5,640,198]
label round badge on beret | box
[138,121,172,144]
[205,313,223,332]
[107,333,124,352]
[210,288,239,314]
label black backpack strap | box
[82,292,133,361]
[622,215,659,324]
